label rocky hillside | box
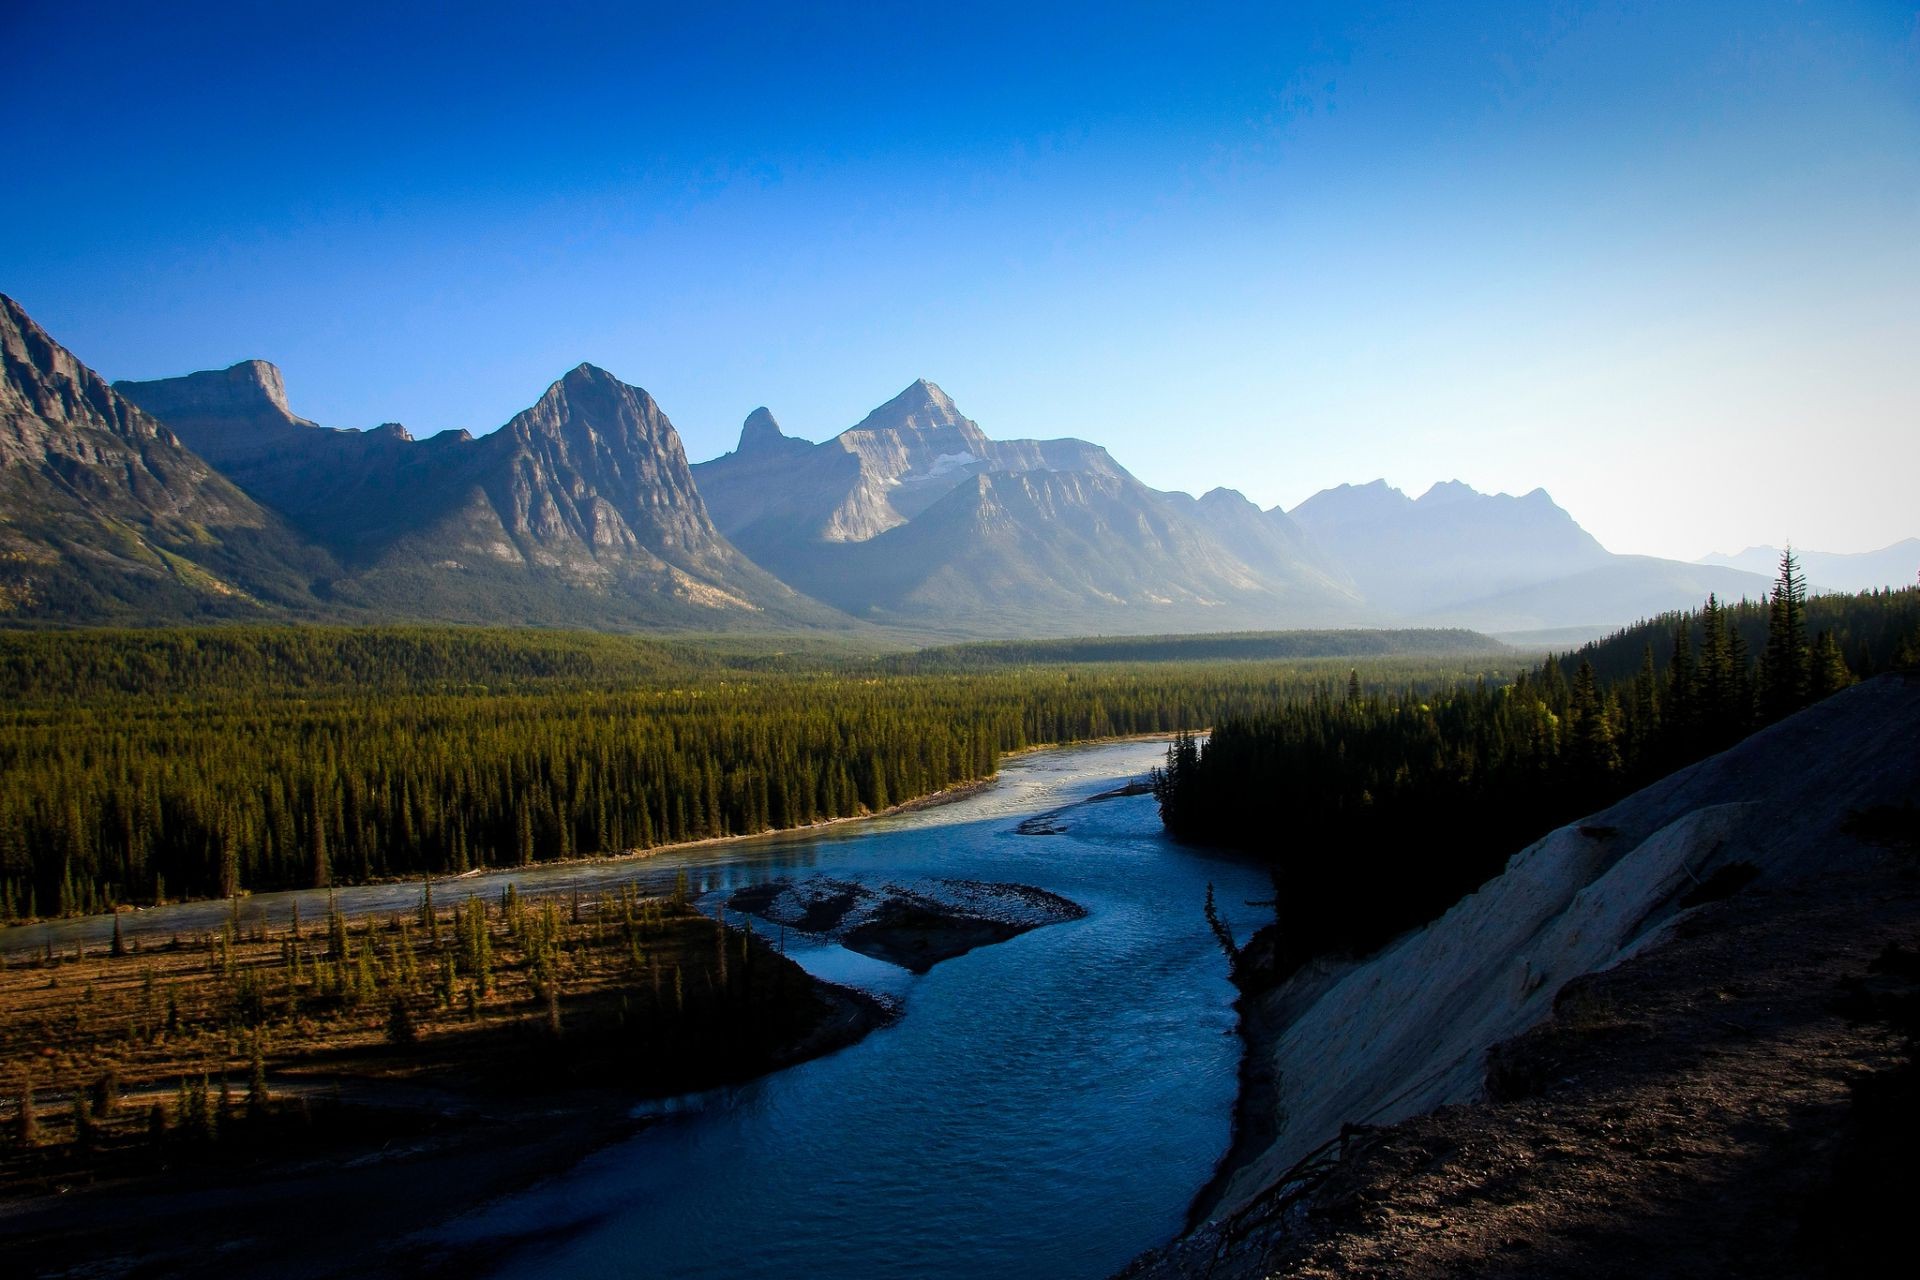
[0,294,336,622]
[117,355,837,629]
[695,379,1366,632]
[1124,671,1920,1278]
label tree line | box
[1153,561,1920,972]
[0,646,1519,920]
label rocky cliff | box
[0,294,335,620]
[694,380,1367,634]
[119,351,836,628]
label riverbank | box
[0,884,894,1277]
[1,733,1166,953]
[1123,674,1920,1277]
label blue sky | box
[4,1,1916,560]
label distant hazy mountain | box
[0,294,336,622]
[1698,542,1920,594]
[118,358,836,628]
[1289,479,1614,615]
[693,380,1365,633]
[1418,556,1775,635]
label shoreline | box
[0,903,901,1278]
[0,731,1179,948]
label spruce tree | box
[1566,659,1621,782]
[15,1074,37,1147]
[1665,622,1698,760]
[1760,547,1811,721]
[1809,629,1854,698]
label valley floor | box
[0,889,893,1278]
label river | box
[2,738,1271,1280]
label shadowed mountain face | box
[0,294,336,622]
[694,381,1367,633]
[116,358,836,629]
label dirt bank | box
[1126,673,1920,1277]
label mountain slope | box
[780,468,1367,634]
[115,360,481,563]
[1124,673,1920,1279]
[1290,479,1614,616]
[694,381,1364,634]
[0,294,336,622]
[120,359,842,629]
[694,378,1130,554]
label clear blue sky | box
[4,1,1915,560]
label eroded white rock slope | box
[1213,673,1920,1217]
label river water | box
[2,738,1271,1280]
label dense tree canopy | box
[0,627,1518,920]
[1154,580,1920,971]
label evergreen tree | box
[1566,658,1621,783]
[15,1074,37,1147]
[1759,547,1811,721]
[1809,629,1853,699]
[1664,623,1698,761]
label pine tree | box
[15,1074,38,1147]
[91,1069,119,1119]
[1665,623,1698,760]
[1625,643,1660,770]
[1809,629,1854,699]
[386,995,418,1045]
[72,1092,95,1148]
[247,1040,269,1118]
[1566,659,1621,782]
[1760,547,1811,722]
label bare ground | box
[1123,853,1920,1279]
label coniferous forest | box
[1154,565,1920,972]
[0,628,1513,920]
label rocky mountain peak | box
[1416,479,1479,506]
[904,377,955,411]
[3,293,165,448]
[738,406,790,452]
[116,359,295,424]
[854,378,973,434]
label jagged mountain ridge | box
[116,355,837,628]
[0,294,336,622]
[778,468,1366,632]
[0,294,1826,635]
[1289,478,1615,616]
[694,378,1127,549]
[693,380,1367,632]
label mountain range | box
[1698,542,1920,595]
[3,293,1864,638]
